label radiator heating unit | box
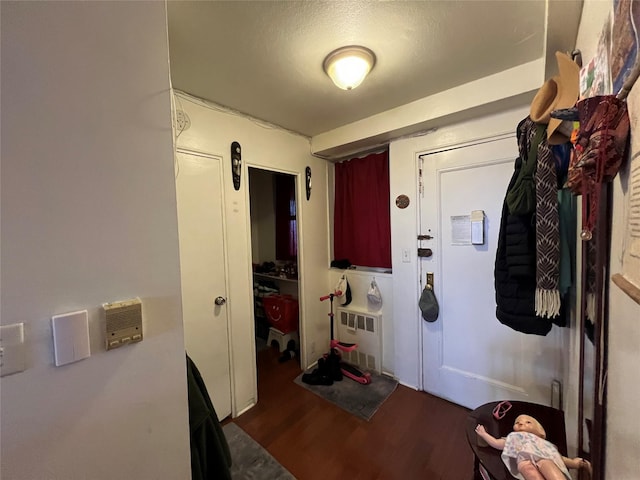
[335,308,382,373]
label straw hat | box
[530,51,580,144]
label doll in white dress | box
[475,414,591,480]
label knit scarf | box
[534,134,561,318]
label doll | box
[475,414,591,480]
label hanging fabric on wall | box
[501,119,562,321]
[573,95,630,239]
[333,151,391,268]
[506,125,546,215]
[367,278,382,306]
[534,132,562,318]
[334,273,352,306]
[495,117,555,335]
[528,51,580,319]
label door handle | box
[214,296,227,306]
[426,272,434,290]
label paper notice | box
[451,215,471,245]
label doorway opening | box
[248,167,301,369]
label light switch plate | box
[0,323,26,377]
[52,310,90,366]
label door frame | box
[244,164,305,377]
[176,147,235,415]
[415,133,515,392]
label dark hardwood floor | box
[227,346,475,480]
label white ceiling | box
[167,1,583,139]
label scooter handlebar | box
[320,291,341,301]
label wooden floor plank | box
[228,346,475,480]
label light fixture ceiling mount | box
[323,45,376,91]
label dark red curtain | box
[334,151,391,268]
[275,174,297,261]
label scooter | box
[319,291,372,385]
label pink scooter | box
[319,291,372,385]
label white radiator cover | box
[335,308,382,373]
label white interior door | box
[420,137,563,409]
[176,150,232,419]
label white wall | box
[575,2,640,478]
[5,2,630,479]
[174,93,331,414]
[249,169,276,264]
[312,60,545,159]
[0,2,191,479]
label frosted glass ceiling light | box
[323,46,376,90]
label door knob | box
[214,296,226,306]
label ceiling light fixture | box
[323,46,376,91]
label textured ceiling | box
[168,1,562,138]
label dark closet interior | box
[248,168,300,364]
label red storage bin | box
[262,294,299,334]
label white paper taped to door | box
[471,210,485,245]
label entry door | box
[176,150,232,419]
[419,137,563,409]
